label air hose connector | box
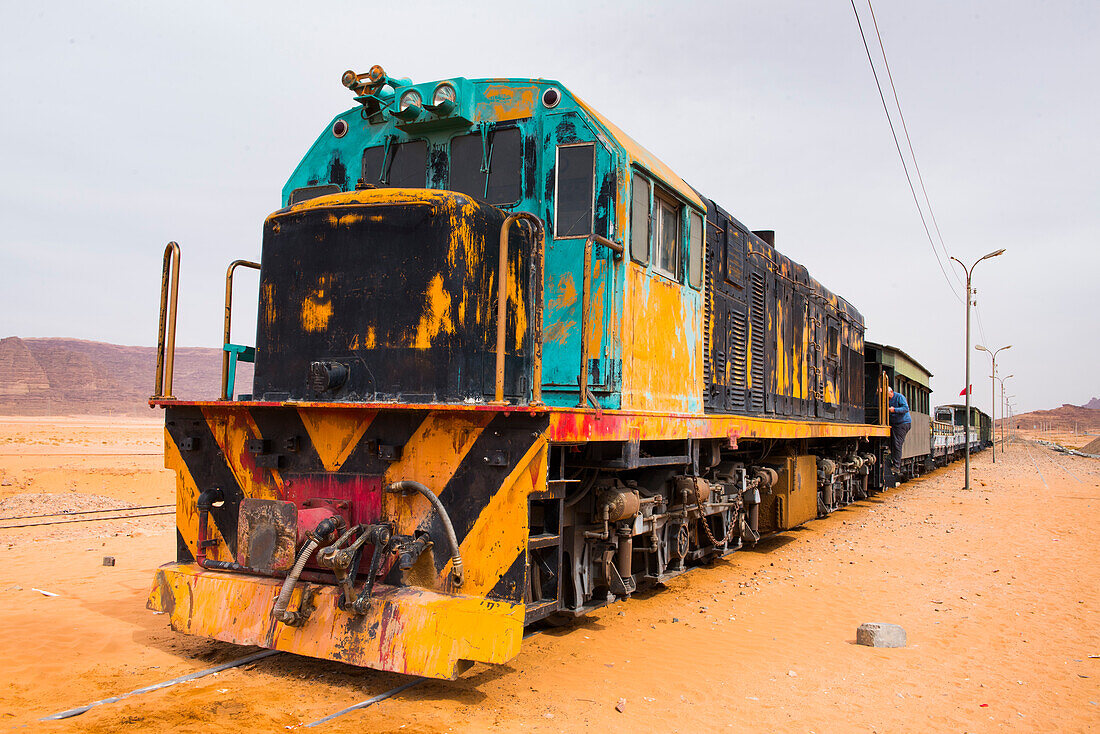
[386,480,464,587]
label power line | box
[849,0,962,302]
[866,1,966,292]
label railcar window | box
[654,192,681,278]
[360,141,427,188]
[631,173,650,263]
[448,128,522,205]
[555,144,594,237]
[688,212,703,288]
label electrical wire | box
[866,1,965,292]
[849,0,962,302]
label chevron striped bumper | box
[148,562,524,679]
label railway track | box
[0,504,175,530]
[39,631,542,726]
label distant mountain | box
[1081,397,1100,410]
[0,337,252,416]
[999,402,1100,432]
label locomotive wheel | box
[675,524,689,559]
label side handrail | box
[578,234,624,408]
[494,213,545,406]
[880,371,889,427]
[221,259,261,400]
[152,242,181,401]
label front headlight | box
[399,89,422,111]
[432,83,456,106]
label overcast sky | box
[1,1,1096,416]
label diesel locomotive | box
[148,66,960,680]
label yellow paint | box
[261,282,277,327]
[349,326,377,351]
[586,259,606,359]
[326,212,364,228]
[506,255,527,351]
[148,564,524,680]
[382,411,495,538]
[300,277,333,333]
[413,274,454,349]
[622,268,700,412]
[297,408,377,472]
[201,407,280,500]
[438,438,547,594]
[476,84,538,122]
[164,428,231,563]
[545,272,579,347]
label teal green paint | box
[280,75,706,410]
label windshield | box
[357,127,523,206]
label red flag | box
[959,385,972,396]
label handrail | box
[221,259,261,400]
[152,242,181,401]
[494,213,545,406]
[880,371,889,427]
[578,234,624,408]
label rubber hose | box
[272,537,319,623]
[386,480,464,586]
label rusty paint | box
[437,438,547,594]
[300,280,333,333]
[476,84,538,123]
[147,564,523,680]
[413,273,455,349]
[622,266,701,413]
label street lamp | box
[950,248,1006,490]
[976,344,1012,462]
[992,373,1014,451]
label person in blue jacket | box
[887,386,911,473]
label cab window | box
[360,140,427,188]
[555,144,594,237]
[449,128,522,205]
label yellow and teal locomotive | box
[148,66,890,679]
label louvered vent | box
[729,310,748,411]
[749,271,766,413]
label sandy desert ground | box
[1,417,1098,733]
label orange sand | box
[1,418,1098,732]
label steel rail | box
[0,451,164,457]
[0,503,174,522]
[0,510,175,530]
[40,649,280,721]
[303,630,543,727]
[1022,442,1049,491]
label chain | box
[699,509,739,547]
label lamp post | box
[992,373,1013,451]
[976,344,1012,462]
[950,249,1006,490]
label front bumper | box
[148,563,524,680]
